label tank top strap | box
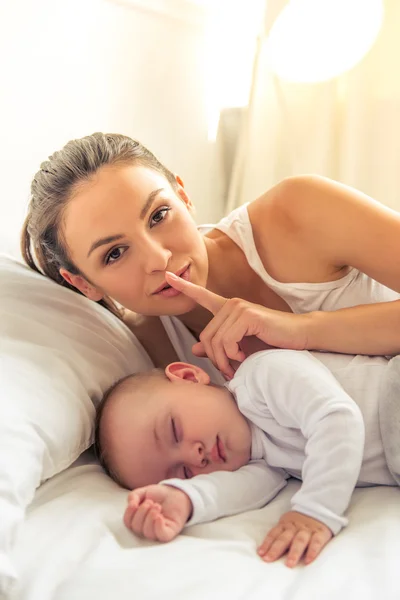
[211,203,299,297]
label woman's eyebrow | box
[87,234,124,258]
[86,188,165,257]
[139,188,164,219]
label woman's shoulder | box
[249,173,399,228]
[245,177,326,281]
[248,175,400,290]
[248,175,339,223]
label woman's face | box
[60,164,209,315]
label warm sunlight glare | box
[203,0,265,140]
[267,0,384,83]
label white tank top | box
[161,203,399,385]
[212,203,400,313]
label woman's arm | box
[261,174,400,291]
[250,175,400,355]
[305,300,400,355]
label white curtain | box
[224,0,400,213]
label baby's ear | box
[165,362,210,385]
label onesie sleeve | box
[243,350,365,534]
[160,460,288,526]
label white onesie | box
[163,349,396,535]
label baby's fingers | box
[127,491,140,508]
[154,516,180,543]
[258,525,291,562]
[142,504,162,540]
[123,503,136,530]
[124,492,141,530]
[263,531,294,562]
[127,488,150,511]
[258,530,279,558]
[129,500,156,536]
[285,530,312,568]
[304,530,332,565]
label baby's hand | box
[258,511,333,567]
[123,484,192,543]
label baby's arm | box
[124,460,288,541]
[245,350,365,564]
[162,459,287,526]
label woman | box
[21,132,400,377]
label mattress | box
[10,449,400,600]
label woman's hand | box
[165,272,310,379]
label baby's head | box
[95,362,252,489]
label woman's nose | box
[141,239,172,274]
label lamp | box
[267,0,384,83]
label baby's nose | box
[189,442,208,468]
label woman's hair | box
[21,132,179,317]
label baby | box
[95,348,398,568]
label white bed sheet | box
[11,450,400,600]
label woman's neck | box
[177,304,212,340]
[203,227,292,313]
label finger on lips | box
[165,271,226,315]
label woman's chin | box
[166,296,199,316]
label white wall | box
[0,0,220,257]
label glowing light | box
[203,0,265,140]
[267,0,384,83]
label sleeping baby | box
[94,349,399,568]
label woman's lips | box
[157,286,181,298]
[155,265,190,297]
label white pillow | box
[0,255,153,596]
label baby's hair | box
[94,368,166,487]
[21,132,179,317]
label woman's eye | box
[105,246,126,265]
[150,207,170,228]
[171,418,179,443]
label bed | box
[2,255,400,600]
[14,453,400,600]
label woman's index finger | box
[165,272,226,315]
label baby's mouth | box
[217,436,227,462]
[210,436,226,463]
